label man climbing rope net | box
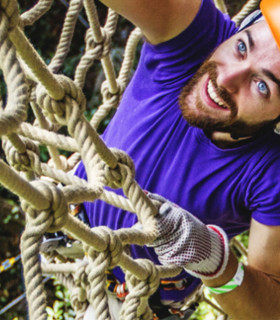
[74,0,280,319]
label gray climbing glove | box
[147,193,229,280]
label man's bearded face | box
[179,60,278,139]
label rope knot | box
[36,75,86,125]
[0,0,20,30]
[126,259,160,298]
[85,28,112,59]
[101,80,125,107]
[121,259,160,319]
[2,137,41,173]
[86,226,123,268]
[22,181,68,232]
[73,260,89,302]
[48,154,71,172]
[104,148,135,189]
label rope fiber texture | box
[0,0,253,319]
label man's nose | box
[216,62,251,93]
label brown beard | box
[179,60,277,139]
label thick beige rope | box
[29,100,66,170]
[120,259,160,320]
[91,28,142,130]
[0,4,27,137]
[49,0,84,73]
[232,0,260,25]
[83,0,118,94]
[9,26,65,100]
[214,0,228,14]
[21,0,52,27]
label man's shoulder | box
[257,131,280,158]
[243,131,280,181]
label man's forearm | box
[203,251,280,320]
[146,194,280,319]
[98,0,201,44]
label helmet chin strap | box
[229,115,280,140]
[273,117,280,135]
[204,115,280,149]
[205,131,250,149]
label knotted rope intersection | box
[0,0,254,319]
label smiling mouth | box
[207,79,228,110]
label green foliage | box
[0,196,24,320]
[191,302,220,320]
[235,230,249,248]
[46,280,75,320]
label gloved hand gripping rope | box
[147,193,229,280]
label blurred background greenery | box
[0,0,252,319]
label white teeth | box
[207,80,227,109]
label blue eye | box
[237,41,247,55]
[258,81,269,96]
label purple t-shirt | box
[75,0,280,300]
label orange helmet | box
[260,0,280,50]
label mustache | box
[179,60,237,116]
[179,60,239,133]
[204,62,237,117]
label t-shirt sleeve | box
[139,0,238,89]
[246,154,280,226]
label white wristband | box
[207,261,245,295]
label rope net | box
[0,0,257,319]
